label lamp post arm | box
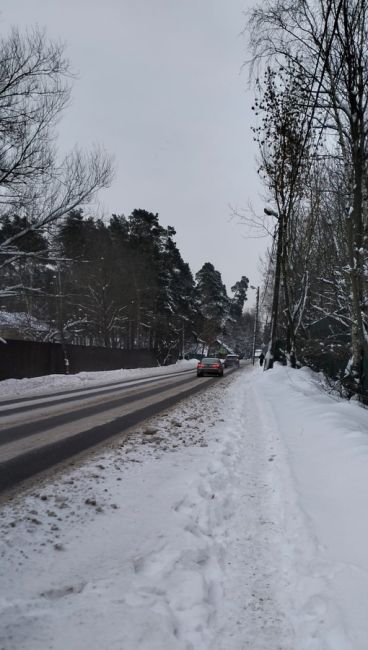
[264,207,279,219]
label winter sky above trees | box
[0,0,266,299]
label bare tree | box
[0,26,114,282]
[252,61,314,366]
[248,0,368,393]
[0,27,70,201]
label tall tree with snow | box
[195,262,229,351]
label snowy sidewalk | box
[1,364,368,649]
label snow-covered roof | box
[0,311,48,331]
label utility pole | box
[264,207,283,370]
[56,263,70,374]
[251,286,260,365]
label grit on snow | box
[1,363,368,649]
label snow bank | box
[0,359,198,399]
[254,364,368,649]
[1,364,368,648]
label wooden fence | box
[0,339,158,381]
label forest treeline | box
[0,209,252,363]
[248,0,368,397]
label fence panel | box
[0,339,157,381]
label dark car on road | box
[197,357,224,377]
[224,354,240,368]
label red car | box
[197,357,224,377]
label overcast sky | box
[1,0,268,305]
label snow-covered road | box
[1,363,368,649]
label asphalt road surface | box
[0,365,243,493]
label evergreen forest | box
[0,208,252,363]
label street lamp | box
[249,285,260,365]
